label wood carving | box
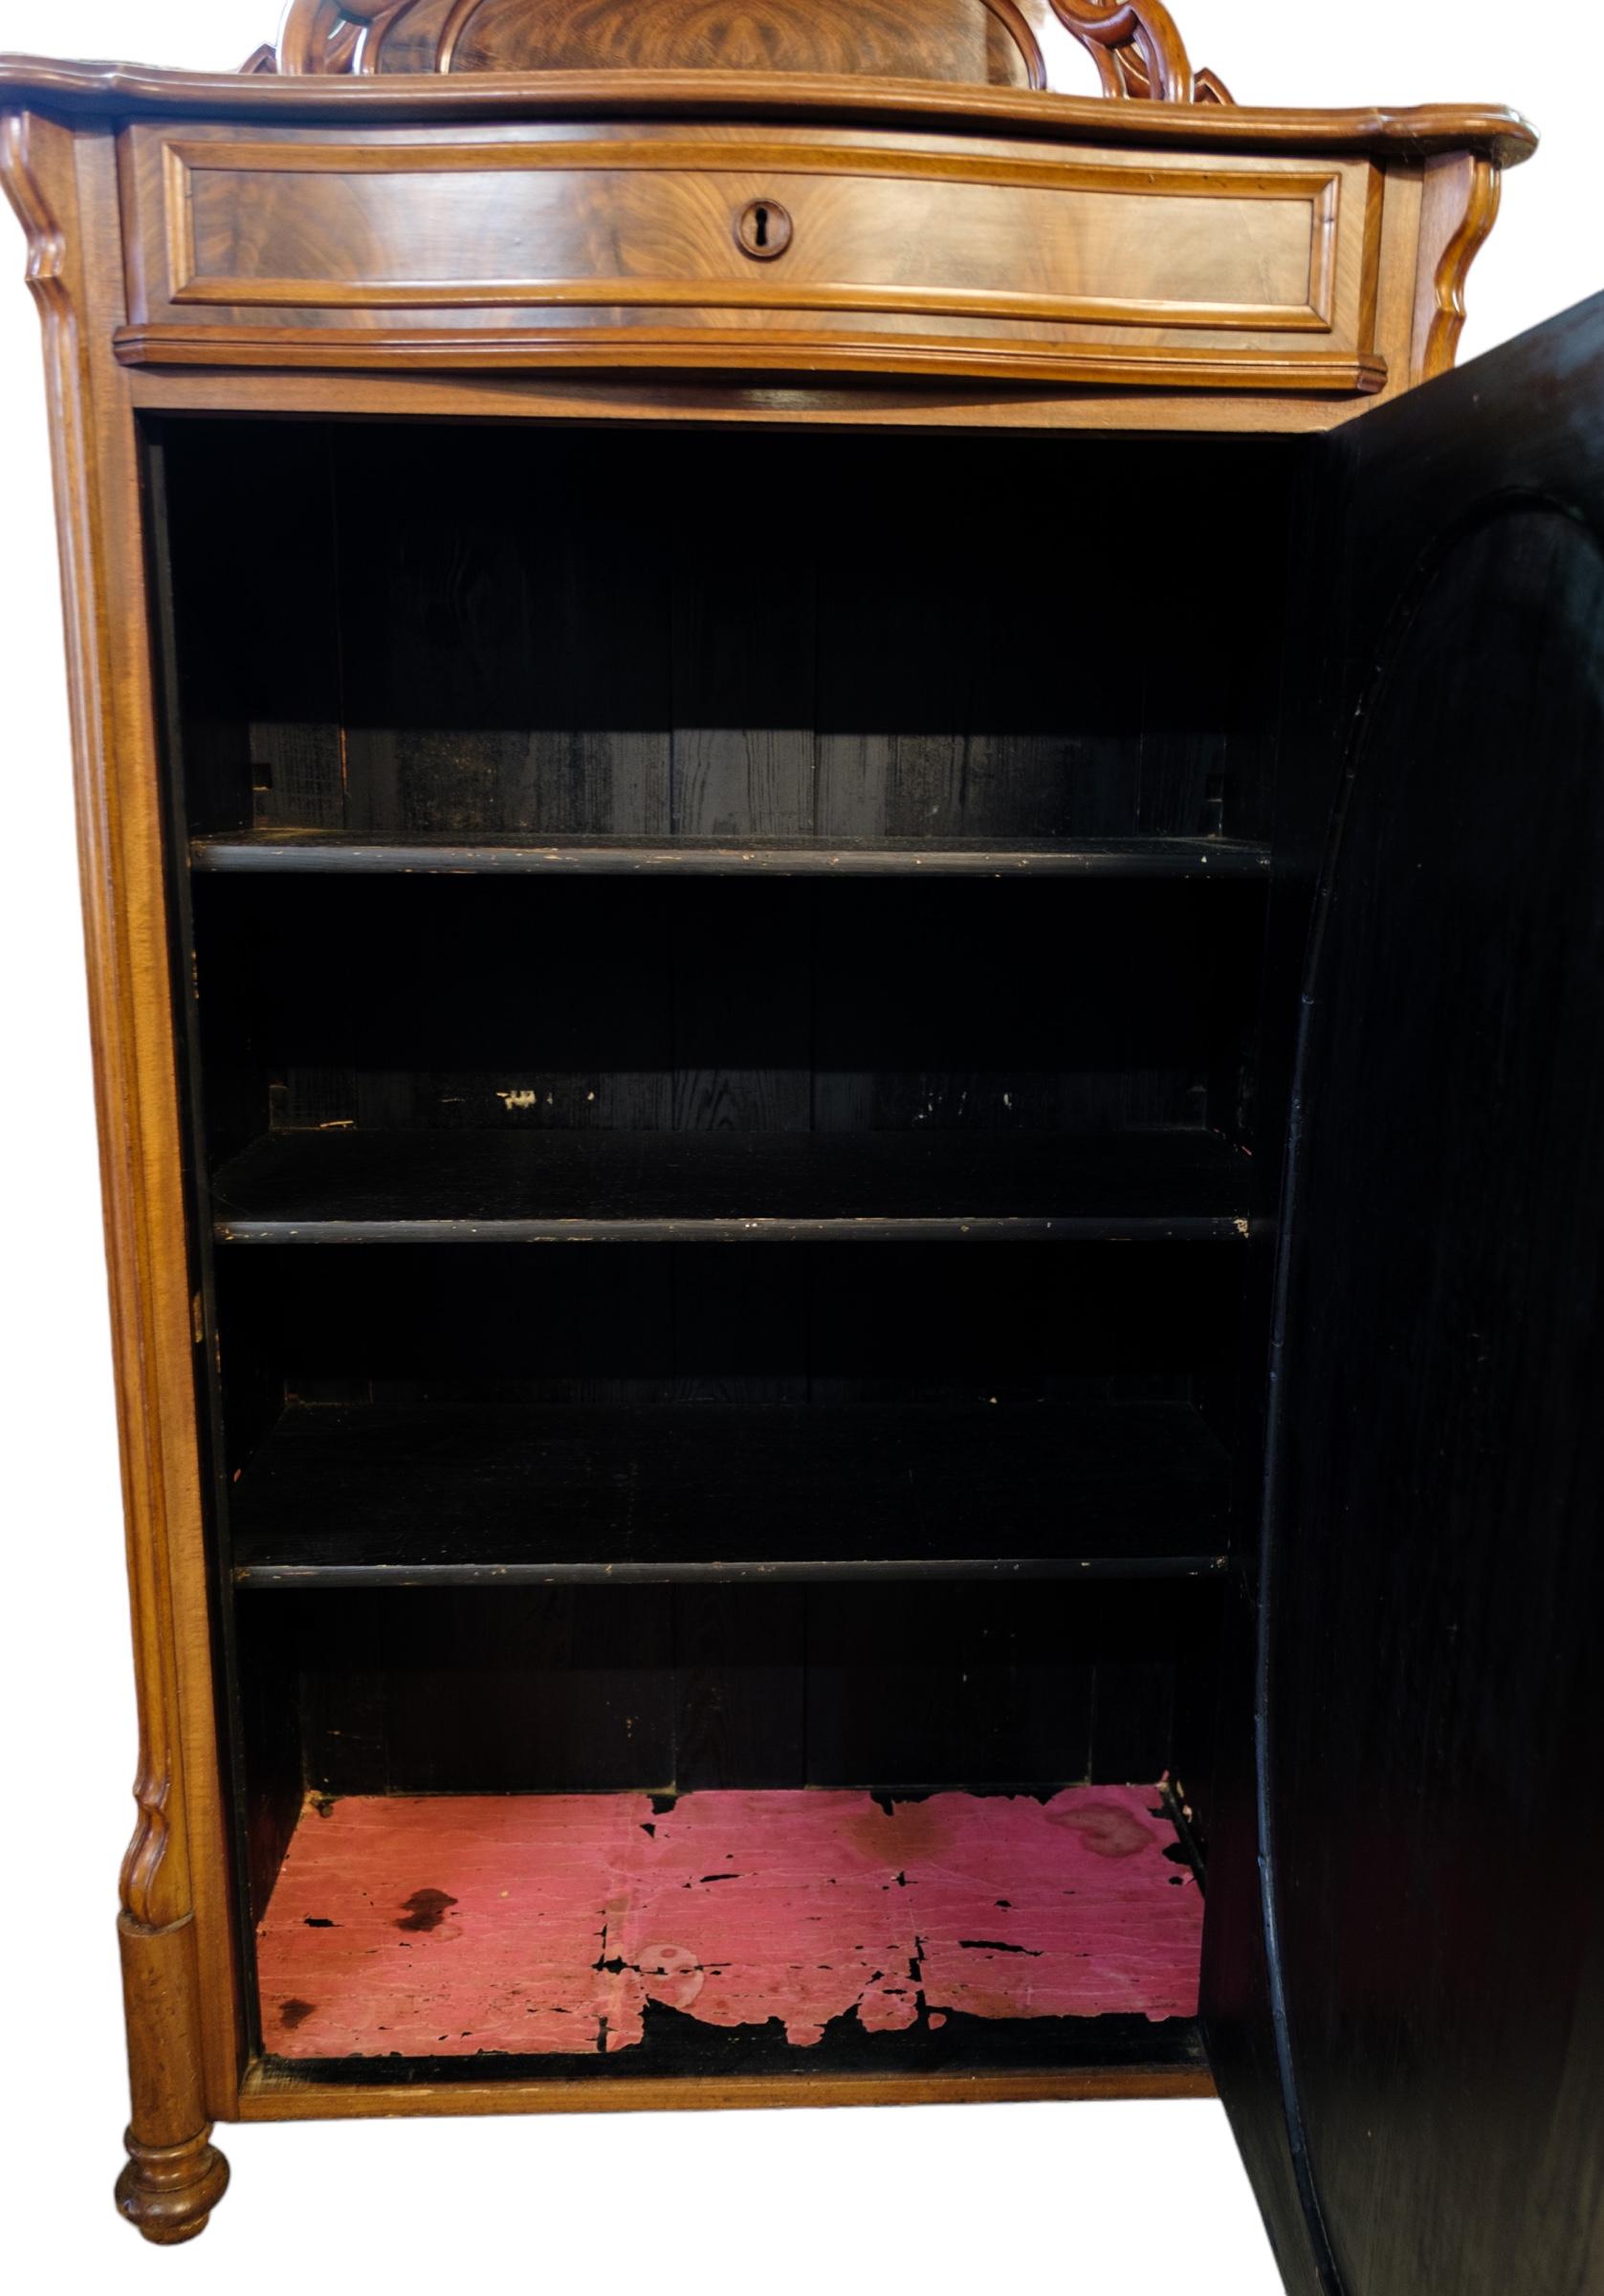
[116,2124,231,2248]
[0,109,65,315]
[1050,0,1228,102]
[255,0,1231,97]
[1423,156,1502,379]
[274,1,412,75]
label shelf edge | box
[232,1552,1232,1589]
[190,835,1273,880]
[212,1214,1257,1245]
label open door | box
[1205,296,1604,2295]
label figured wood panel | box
[121,122,1384,394]
[422,0,1035,83]
[169,143,1338,328]
[268,0,1039,83]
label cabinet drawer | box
[120,122,1385,392]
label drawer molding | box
[114,320,1389,393]
[156,137,1346,336]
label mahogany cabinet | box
[2,6,1599,2287]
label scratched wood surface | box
[256,1784,1202,2061]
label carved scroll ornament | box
[1051,0,1230,102]
[250,0,1232,100]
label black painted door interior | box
[1208,297,1604,2295]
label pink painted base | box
[257,1785,1202,2060]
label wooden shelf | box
[210,1128,1255,1245]
[190,832,1270,881]
[230,1400,1233,1588]
[253,1785,1207,2078]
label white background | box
[0,5,1593,2289]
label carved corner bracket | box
[0,109,69,317]
[1424,157,1503,379]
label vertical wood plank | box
[958,1585,1095,1786]
[336,429,673,837]
[672,1587,808,1790]
[669,436,818,837]
[803,1584,967,1787]
[670,881,813,1133]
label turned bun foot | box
[115,2125,231,2244]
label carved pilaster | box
[0,104,232,2238]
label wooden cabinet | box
[3,6,1598,2286]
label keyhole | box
[736,197,792,260]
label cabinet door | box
[1208,295,1604,2294]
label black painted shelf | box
[230,1400,1234,1588]
[190,831,1271,880]
[209,1127,1256,1245]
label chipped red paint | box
[256,1785,1201,2059]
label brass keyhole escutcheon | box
[736,198,793,260]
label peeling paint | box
[257,1785,1201,2061]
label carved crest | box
[249,0,1232,100]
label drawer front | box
[120,123,1385,391]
